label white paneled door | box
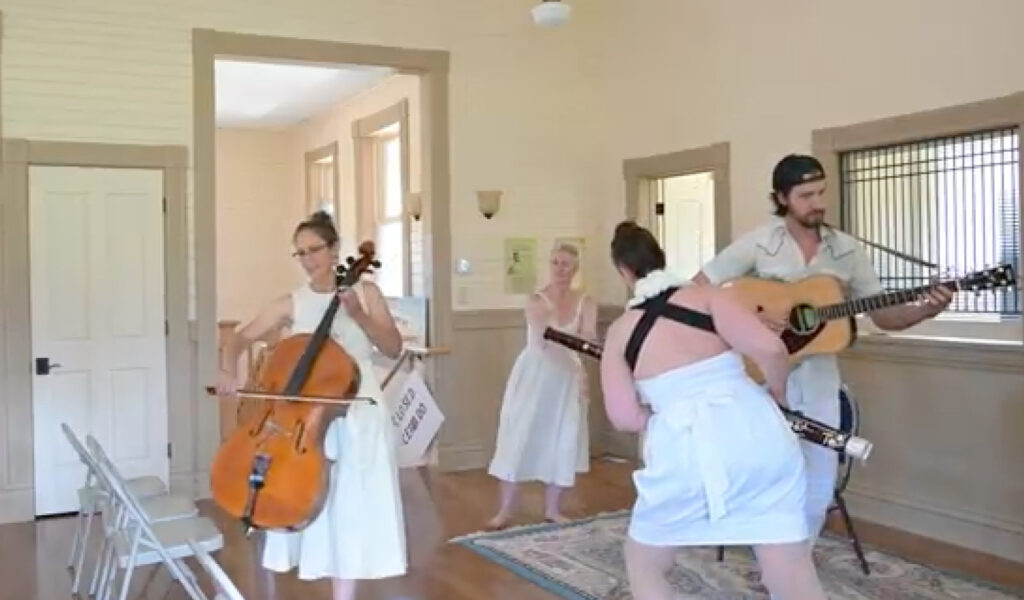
[30,166,168,516]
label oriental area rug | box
[450,510,1023,599]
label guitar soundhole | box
[789,303,820,335]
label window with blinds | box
[839,127,1020,316]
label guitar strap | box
[824,222,938,269]
[624,287,717,372]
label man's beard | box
[795,211,825,228]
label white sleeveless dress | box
[487,291,590,487]
[260,281,407,580]
[629,350,810,546]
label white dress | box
[628,350,810,547]
[260,281,407,580]
[487,291,590,487]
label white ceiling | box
[214,59,397,128]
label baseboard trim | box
[193,469,211,499]
[843,486,1024,564]
[170,469,212,500]
[825,512,1024,592]
[0,487,32,524]
[438,443,488,471]
[848,482,1024,536]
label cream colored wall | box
[215,128,305,322]
[838,340,1024,563]
[215,75,426,324]
[293,74,424,291]
[0,0,607,516]
[0,0,608,315]
[1,0,1022,567]
[586,0,1024,564]
[593,0,1024,246]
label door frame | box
[0,139,189,523]
[353,99,412,295]
[610,142,733,460]
[623,141,733,252]
[192,30,453,475]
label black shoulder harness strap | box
[623,287,717,372]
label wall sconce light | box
[406,192,423,221]
[477,190,502,219]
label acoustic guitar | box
[722,264,1017,380]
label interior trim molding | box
[191,28,454,470]
[622,141,732,251]
[0,138,190,522]
[842,335,1024,373]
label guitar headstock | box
[335,240,382,288]
[958,264,1017,292]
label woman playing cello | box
[215,210,406,600]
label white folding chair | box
[61,424,201,597]
[85,434,223,600]
[62,423,169,595]
[188,539,246,600]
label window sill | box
[842,332,1024,373]
[854,315,1022,345]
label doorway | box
[652,171,717,279]
[0,139,189,521]
[192,30,453,477]
[623,142,732,279]
[609,142,732,460]
[30,166,169,515]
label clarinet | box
[542,327,873,462]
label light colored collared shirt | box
[700,216,883,419]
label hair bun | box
[610,219,665,279]
[614,220,641,236]
[310,210,333,224]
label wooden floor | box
[0,458,638,600]
[3,458,1022,599]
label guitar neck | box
[818,280,958,320]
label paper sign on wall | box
[388,369,445,468]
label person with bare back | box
[600,221,828,600]
[486,242,598,530]
[691,155,952,569]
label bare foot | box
[544,513,571,524]
[486,513,511,530]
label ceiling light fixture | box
[531,0,571,27]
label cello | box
[209,241,381,533]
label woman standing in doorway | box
[216,210,407,600]
[486,242,597,529]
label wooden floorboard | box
[1,458,1021,599]
[0,458,638,600]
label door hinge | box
[167,443,172,459]
[165,320,169,336]
[162,197,167,213]
[655,202,665,216]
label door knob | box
[35,357,62,375]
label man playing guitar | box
[691,154,954,565]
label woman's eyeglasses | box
[292,243,327,258]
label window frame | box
[352,100,412,298]
[372,129,406,297]
[812,92,1024,345]
[304,141,339,218]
